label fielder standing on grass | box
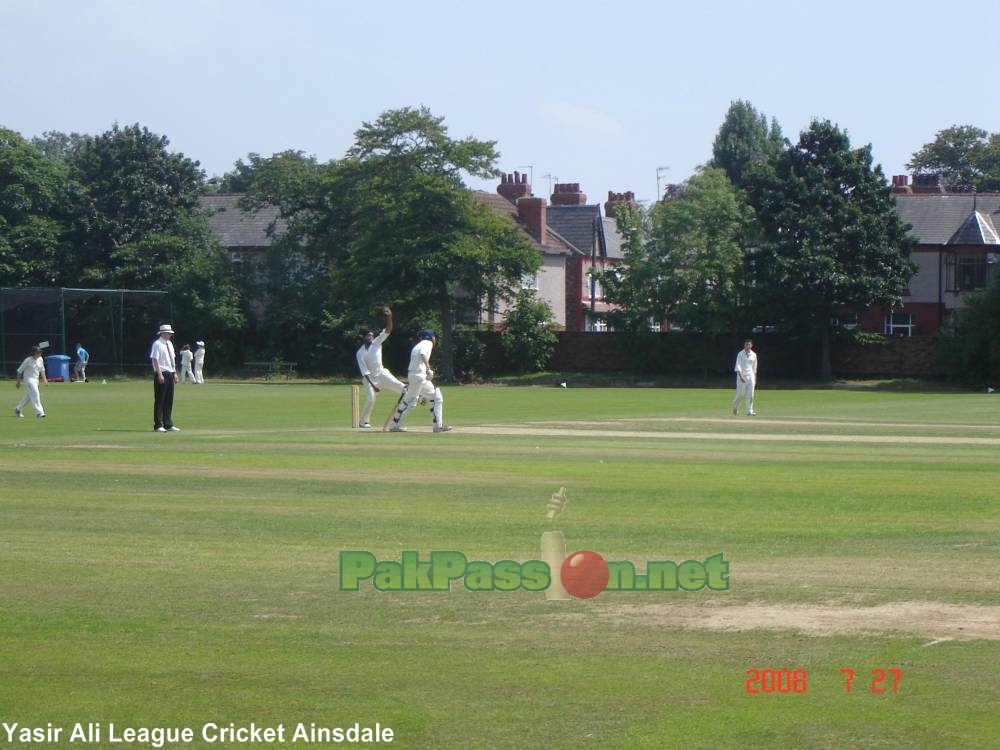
[179,344,195,383]
[74,342,89,382]
[14,345,48,418]
[732,338,758,417]
[193,340,206,384]
[355,306,406,429]
[389,329,451,433]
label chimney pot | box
[516,196,547,243]
[551,182,587,205]
[497,170,532,203]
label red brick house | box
[476,173,627,331]
[858,175,1000,336]
[204,180,629,332]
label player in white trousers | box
[179,344,195,383]
[14,345,48,418]
[732,338,758,416]
[193,341,206,384]
[388,329,451,433]
[355,306,406,428]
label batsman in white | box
[388,329,451,433]
[355,306,406,428]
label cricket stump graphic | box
[541,488,570,600]
[541,487,609,601]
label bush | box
[936,276,1000,383]
[500,291,558,372]
[451,325,485,380]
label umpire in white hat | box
[150,323,180,432]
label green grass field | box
[2,379,999,749]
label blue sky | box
[2,0,990,204]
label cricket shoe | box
[359,422,371,429]
[732,407,737,415]
[388,425,407,432]
[37,414,46,419]
[433,424,453,433]
[747,412,757,417]
[14,407,22,418]
[155,427,167,432]
[167,426,181,432]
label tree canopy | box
[709,100,785,189]
[238,107,541,379]
[600,168,751,343]
[0,128,73,286]
[906,125,1000,191]
[746,120,915,378]
[1,123,244,355]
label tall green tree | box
[30,131,88,164]
[64,124,243,342]
[600,169,751,345]
[709,100,785,189]
[598,201,661,337]
[66,123,206,284]
[907,125,1000,191]
[331,107,540,381]
[215,151,338,363]
[746,120,916,378]
[0,128,73,286]
[649,167,751,336]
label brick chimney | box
[497,171,532,204]
[891,175,912,195]
[551,182,587,205]
[604,190,638,217]
[516,196,547,243]
[912,174,945,194]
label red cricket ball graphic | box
[560,549,610,599]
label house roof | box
[471,191,578,255]
[602,216,625,260]
[948,210,1000,245]
[894,193,1000,245]
[199,194,281,248]
[546,205,603,256]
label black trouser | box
[153,373,176,429]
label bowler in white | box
[355,306,405,428]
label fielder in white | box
[732,338,758,416]
[355,306,406,428]
[193,341,206,384]
[388,329,451,433]
[14,345,48,418]
[179,344,195,383]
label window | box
[946,254,994,292]
[520,270,539,290]
[584,269,604,301]
[832,312,858,331]
[884,312,915,337]
[587,318,608,333]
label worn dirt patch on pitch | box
[594,601,1000,641]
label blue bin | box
[45,355,71,382]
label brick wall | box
[475,331,940,378]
